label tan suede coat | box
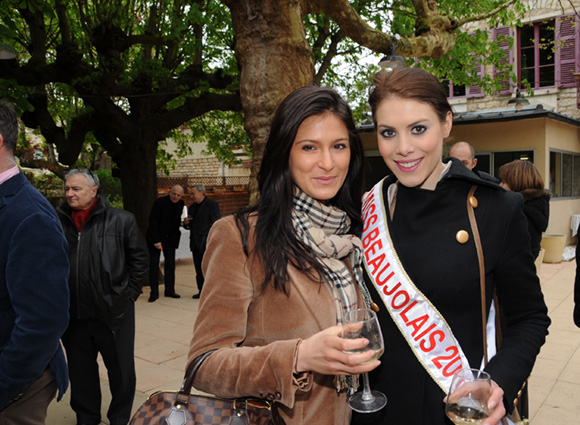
[188,215,358,425]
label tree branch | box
[453,0,519,29]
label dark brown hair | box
[368,67,452,124]
[235,86,365,293]
[497,160,545,192]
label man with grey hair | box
[57,168,148,425]
[0,100,70,424]
[184,184,220,298]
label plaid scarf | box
[292,188,371,392]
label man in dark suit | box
[184,184,221,298]
[146,185,185,302]
[0,100,70,425]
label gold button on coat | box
[469,196,478,208]
[371,302,380,313]
[456,230,469,244]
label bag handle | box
[179,349,218,396]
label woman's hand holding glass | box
[445,368,505,425]
[295,326,379,376]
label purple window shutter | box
[493,26,514,94]
[467,59,485,98]
[556,14,579,89]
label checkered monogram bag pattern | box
[129,391,275,425]
[129,350,279,425]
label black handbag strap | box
[179,349,218,395]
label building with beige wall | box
[362,0,580,251]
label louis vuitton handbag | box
[129,350,281,425]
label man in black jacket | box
[57,169,148,425]
[146,185,185,302]
[184,184,220,298]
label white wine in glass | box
[342,308,387,413]
[445,368,493,425]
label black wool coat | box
[520,188,550,258]
[352,159,550,425]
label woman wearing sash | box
[352,67,550,425]
[187,86,378,425]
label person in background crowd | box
[187,86,378,425]
[449,141,499,183]
[57,169,148,425]
[0,100,70,425]
[146,185,184,301]
[498,160,550,259]
[352,67,550,425]
[183,184,220,299]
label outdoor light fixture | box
[379,35,407,71]
[0,42,16,60]
[507,88,530,111]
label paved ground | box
[46,256,580,425]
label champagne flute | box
[342,308,387,413]
[445,368,493,425]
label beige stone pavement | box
[46,256,580,425]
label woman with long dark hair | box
[187,86,376,425]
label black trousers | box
[62,304,136,425]
[148,242,176,296]
[192,246,206,292]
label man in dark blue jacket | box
[0,100,70,424]
[57,169,148,425]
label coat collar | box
[0,171,26,211]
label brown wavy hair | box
[497,160,544,192]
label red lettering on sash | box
[420,330,445,353]
[364,238,382,263]
[376,264,394,286]
[406,313,429,336]
[391,290,410,309]
[366,252,385,275]
[442,356,463,377]
[413,323,436,340]
[362,191,375,213]
[362,227,379,248]
[362,209,377,232]
[400,300,418,323]
[433,346,462,376]
[383,281,401,296]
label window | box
[518,21,555,89]
[492,150,535,177]
[550,150,580,198]
[443,79,466,98]
[494,15,579,92]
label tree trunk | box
[226,0,315,203]
[115,136,159,235]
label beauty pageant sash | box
[361,180,470,393]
